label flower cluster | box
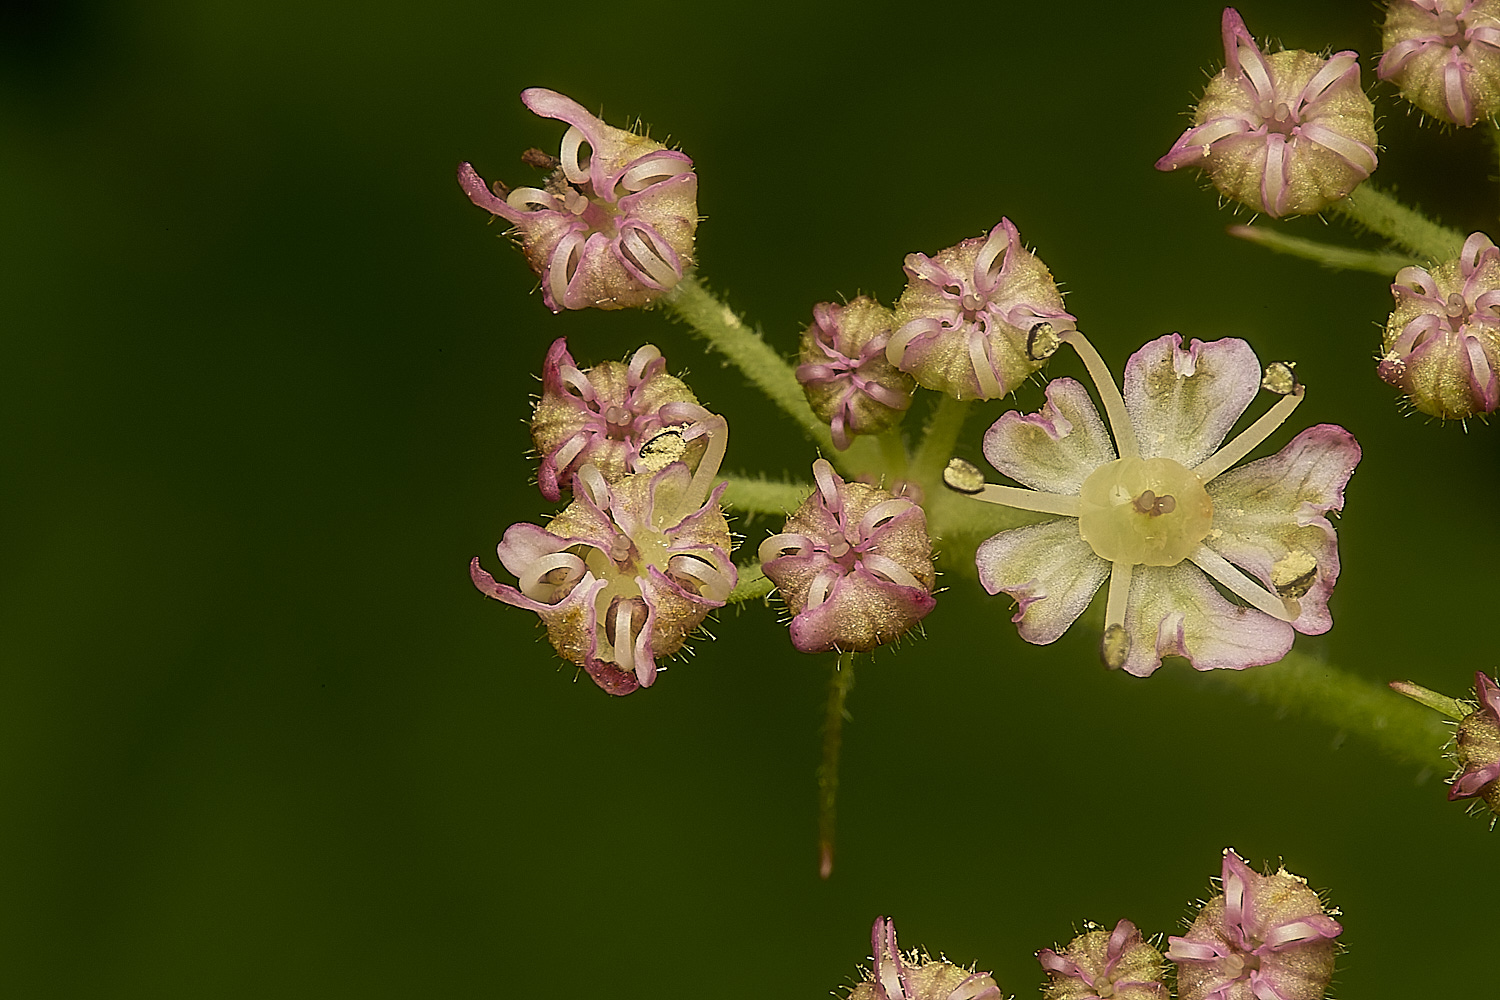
[458,88,697,312]
[1379,231,1500,419]
[472,342,734,695]
[1451,670,1500,810]
[760,460,936,653]
[888,219,1074,400]
[531,338,721,501]
[1167,850,1342,1000]
[1039,920,1166,1000]
[1156,8,1378,217]
[960,331,1359,676]
[1379,0,1500,126]
[847,917,1002,1000]
[796,298,915,450]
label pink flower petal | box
[1122,334,1260,468]
[983,378,1116,494]
[1202,425,1361,636]
[976,520,1108,645]
[1118,564,1294,677]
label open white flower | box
[960,331,1360,677]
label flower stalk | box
[818,651,857,880]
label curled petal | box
[983,378,1115,494]
[788,565,936,654]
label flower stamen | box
[1060,329,1140,459]
[1193,374,1304,483]
[1189,544,1300,622]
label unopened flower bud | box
[888,219,1075,400]
[760,460,935,653]
[1379,232,1500,419]
[1167,849,1341,1000]
[471,457,734,696]
[1038,920,1166,1000]
[1156,9,1378,217]
[796,298,915,449]
[1379,0,1500,126]
[458,88,697,312]
[848,917,1002,1000]
[532,338,722,501]
[1450,671,1500,811]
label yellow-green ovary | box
[1078,456,1213,566]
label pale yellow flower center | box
[1078,456,1213,566]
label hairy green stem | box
[727,561,773,603]
[719,474,810,516]
[910,395,972,486]
[1331,184,1465,263]
[1202,652,1451,769]
[662,275,881,476]
[818,652,857,880]
[1228,225,1420,274]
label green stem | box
[1389,679,1470,721]
[719,474,811,516]
[727,561,773,603]
[1331,184,1465,263]
[1202,652,1451,769]
[877,428,909,480]
[817,651,857,880]
[661,275,882,477]
[910,395,972,486]
[1228,225,1420,275]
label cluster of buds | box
[472,342,734,695]
[1156,8,1378,217]
[1167,850,1342,1000]
[458,89,698,312]
[760,460,936,653]
[1451,671,1500,811]
[888,219,1074,401]
[1379,0,1500,126]
[1379,231,1500,419]
[847,917,1001,1000]
[844,852,1340,1000]
[1039,920,1166,1000]
[531,338,720,500]
[795,298,915,450]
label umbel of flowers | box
[1379,0,1500,126]
[471,342,734,695]
[1379,231,1500,420]
[953,330,1360,676]
[1156,8,1378,217]
[458,88,697,311]
[839,850,1340,1000]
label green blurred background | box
[3,0,1497,995]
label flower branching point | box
[1167,849,1342,1000]
[1156,8,1378,217]
[1038,919,1167,1000]
[958,331,1359,676]
[1380,0,1500,126]
[1379,231,1500,419]
[887,219,1074,400]
[532,338,722,501]
[761,460,936,653]
[848,917,1002,1000]
[470,415,734,695]
[796,298,915,450]
[458,88,697,312]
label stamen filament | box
[1189,544,1299,622]
[968,484,1081,517]
[1059,330,1139,459]
[1105,560,1133,628]
[676,415,728,520]
[1193,387,1304,483]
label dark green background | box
[3,0,1496,995]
